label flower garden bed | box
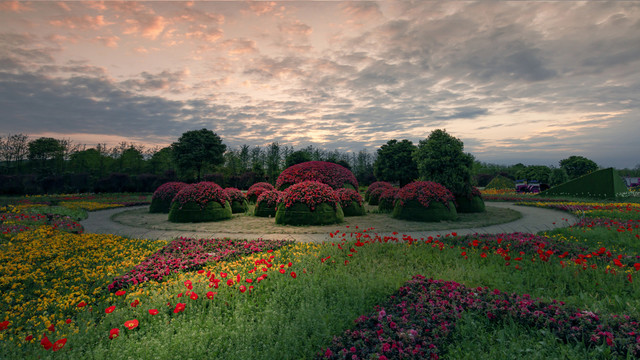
[276,161,358,190]
[168,182,232,223]
[392,181,458,221]
[149,182,188,213]
[275,181,344,225]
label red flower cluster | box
[246,182,275,201]
[280,181,339,211]
[224,187,247,203]
[334,188,364,208]
[171,182,229,209]
[365,181,393,198]
[255,190,283,210]
[151,182,188,202]
[276,161,358,190]
[248,182,275,192]
[396,181,455,209]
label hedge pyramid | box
[541,167,629,198]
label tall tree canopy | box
[171,129,226,181]
[373,139,418,187]
[560,155,599,179]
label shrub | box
[247,182,275,203]
[276,161,358,190]
[455,186,485,213]
[335,188,365,216]
[149,182,188,213]
[392,181,457,221]
[225,187,249,214]
[378,187,399,212]
[365,181,393,202]
[275,181,344,225]
[254,190,282,217]
[168,182,232,223]
[485,175,515,190]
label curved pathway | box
[80,202,579,243]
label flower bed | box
[455,186,486,213]
[334,188,365,217]
[254,190,282,217]
[149,182,188,213]
[276,161,358,190]
[168,182,231,223]
[377,187,399,212]
[365,181,393,202]
[275,181,344,225]
[392,181,457,221]
[224,187,249,214]
[247,182,275,203]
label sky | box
[1,1,639,169]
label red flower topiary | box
[276,161,358,190]
[171,182,229,209]
[378,187,399,210]
[248,182,275,192]
[365,181,393,198]
[396,181,455,209]
[150,182,188,213]
[256,190,282,210]
[334,188,364,209]
[280,181,339,211]
[224,187,247,203]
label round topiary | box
[365,181,393,202]
[168,182,232,223]
[455,186,485,213]
[392,181,457,222]
[485,175,515,190]
[367,187,388,205]
[335,188,365,216]
[378,187,399,212]
[254,190,282,217]
[276,161,358,190]
[149,182,188,213]
[225,187,249,214]
[275,181,344,225]
[246,182,275,203]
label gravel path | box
[80,202,578,243]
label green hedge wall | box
[168,201,232,223]
[275,202,344,225]
[392,199,457,222]
[541,168,629,198]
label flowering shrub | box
[276,181,344,225]
[396,181,455,209]
[248,182,275,192]
[169,182,232,223]
[367,187,387,205]
[455,186,485,213]
[224,187,249,214]
[254,190,283,217]
[247,183,274,203]
[334,188,365,217]
[149,182,188,213]
[280,181,339,211]
[171,182,229,209]
[378,187,399,211]
[393,181,457,221]
[276,161,358,190]
[365,181,393,201]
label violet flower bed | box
[320,275,640,359]
[107,237,294,292]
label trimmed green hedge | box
[149,198,173,214]
[341,201,366,217]
[455,195,486,213]
[168,201,232,223]
[230,200,249,214]
[542,167,629,198]
[392,199,457,222]
[275,202,344,225]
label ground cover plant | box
[2,194,640,358]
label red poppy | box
[221,272,227,278]
[77,301,87,308]
[288,262,292,267]
[480,253,487,258]
[226,279,234,286]
[239,285,247,293]
[634,263,640,271]
[115,290,126,296]
[206,291,216,299]
[279,268,285,274]
[290,272,297,279]
[124,319,139,330]
[628,273,633,283]
[48,324,55,332]
[0,321,9,331]
[174,303,186,313]
[65,319,71,324]
[190,292,198,300]
[148,309,159,315]
[197,269,205,274]
[105,305,116,314]
[177,292,183,298]
[25,335,33,342]
[53,338,67,351]
[131,299,139,307]
[41,334,53,350]
[184,280,193,289]
[109,328,120,339]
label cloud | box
[0,1,32,13]
[278,20,312,36]
[49,15,113,30]
[120,69,189,93]
[94,35,119,48]
[248,1,278,17]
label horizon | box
[1,1,639,169]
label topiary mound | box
[367,187,389,206]
[275,181,344,225]
[276,161,358,190]
[365,181,393,202]
[485,175,515,190]
[149,182,188,213]
[378,187,399,212]
[392,181,457,222]
[225,187,249,214]
[246,182,275,203]
[254,190,282,217]
[168,182,232,223]
[455,186,485,213]
[335,188,366,216]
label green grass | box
[23,205,88,220]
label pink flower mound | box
[281,181,339,211]
[366,181,393,195]
[172,182,229,209]
[256,190,283,210]
[396,181,455,209]
[224,187,247,203]
[152,182,188,201]
[334,188,363,208]
[248,182,275,192]
[276,161,358,190]
[247,186,269,201]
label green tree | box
[27,137,65,174]
[171,129,226,181]
[265,142,281,183]
[285,149,312,168]
[413,129,474,196]
[549,167,569,186]
[374,139,418,187]
[559,155,599,179]
[120,146,144,174]
[69,148,102,174]
[146,147,174,175]
[516,165,551,184]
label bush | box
[335,188,365,216]
[225,187,249,214]
[365,181,393,202]
[254,190,282,217]
[378,187,399,212]
[392,181,457,221]
[149,182,188,213]
[485,175,515,190]
[247,182,275,203]
[168,182,232,223]
[454,186,485,213]
[367,187,388,206]
[276,161,358,190]
[275,181,344,225]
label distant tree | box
[120,146,144,174]
[238,145,250,172]
[265,142,281,183]
[171,129,226,181]
[516,165,552,184]
[549,167,569,186]
[374,139,418,187]
[285,149,312,168]
[353,150,375,186]
[413,129,474,196]
[69,148,102,174]
[559,155,598,179]
[250,146,265,179]
[28,137,65,174]
[146,147,174,175]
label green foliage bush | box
[485,175,515,190]
[225,187,249,214]
[168,182,232,222]
[149,182,188,213]
[378,187,399,212]
[275,181,344,225]
[254,190,282,217]
[542,168,629,199]
[335,188,365,217]
[392,181,457,221]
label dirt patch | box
[111,204,521,234]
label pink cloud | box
[249,1,277,16]
[221,38,258,55]
[0,1,32,12]
[278,20,312,36]
[123,14,167,40]
[49,15,112,30]
[94,36,119,48]
[185,24,224,43]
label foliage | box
[275,181,344,225]
[364,181,393,202]
[560,155,599,180]
[285,150,312,168]
[549,167,570,186]
[171,129,226,181]
[485,175,515,189]
[455,187,486,213]
[279,181,340,211]
[334,188,365,217]
[276,161,358,190]
[373,139,418,187]
[543,168,630,199]
[149,182,188,213]
[516,165,552,184]
[367,187,387,206]
[248,182,275,192]
[224,187,249,213]
[414,129,474,197]
[170,182,229,209]
[395,181,456,209]
[377,187,399,212]
[254,190,283,217]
